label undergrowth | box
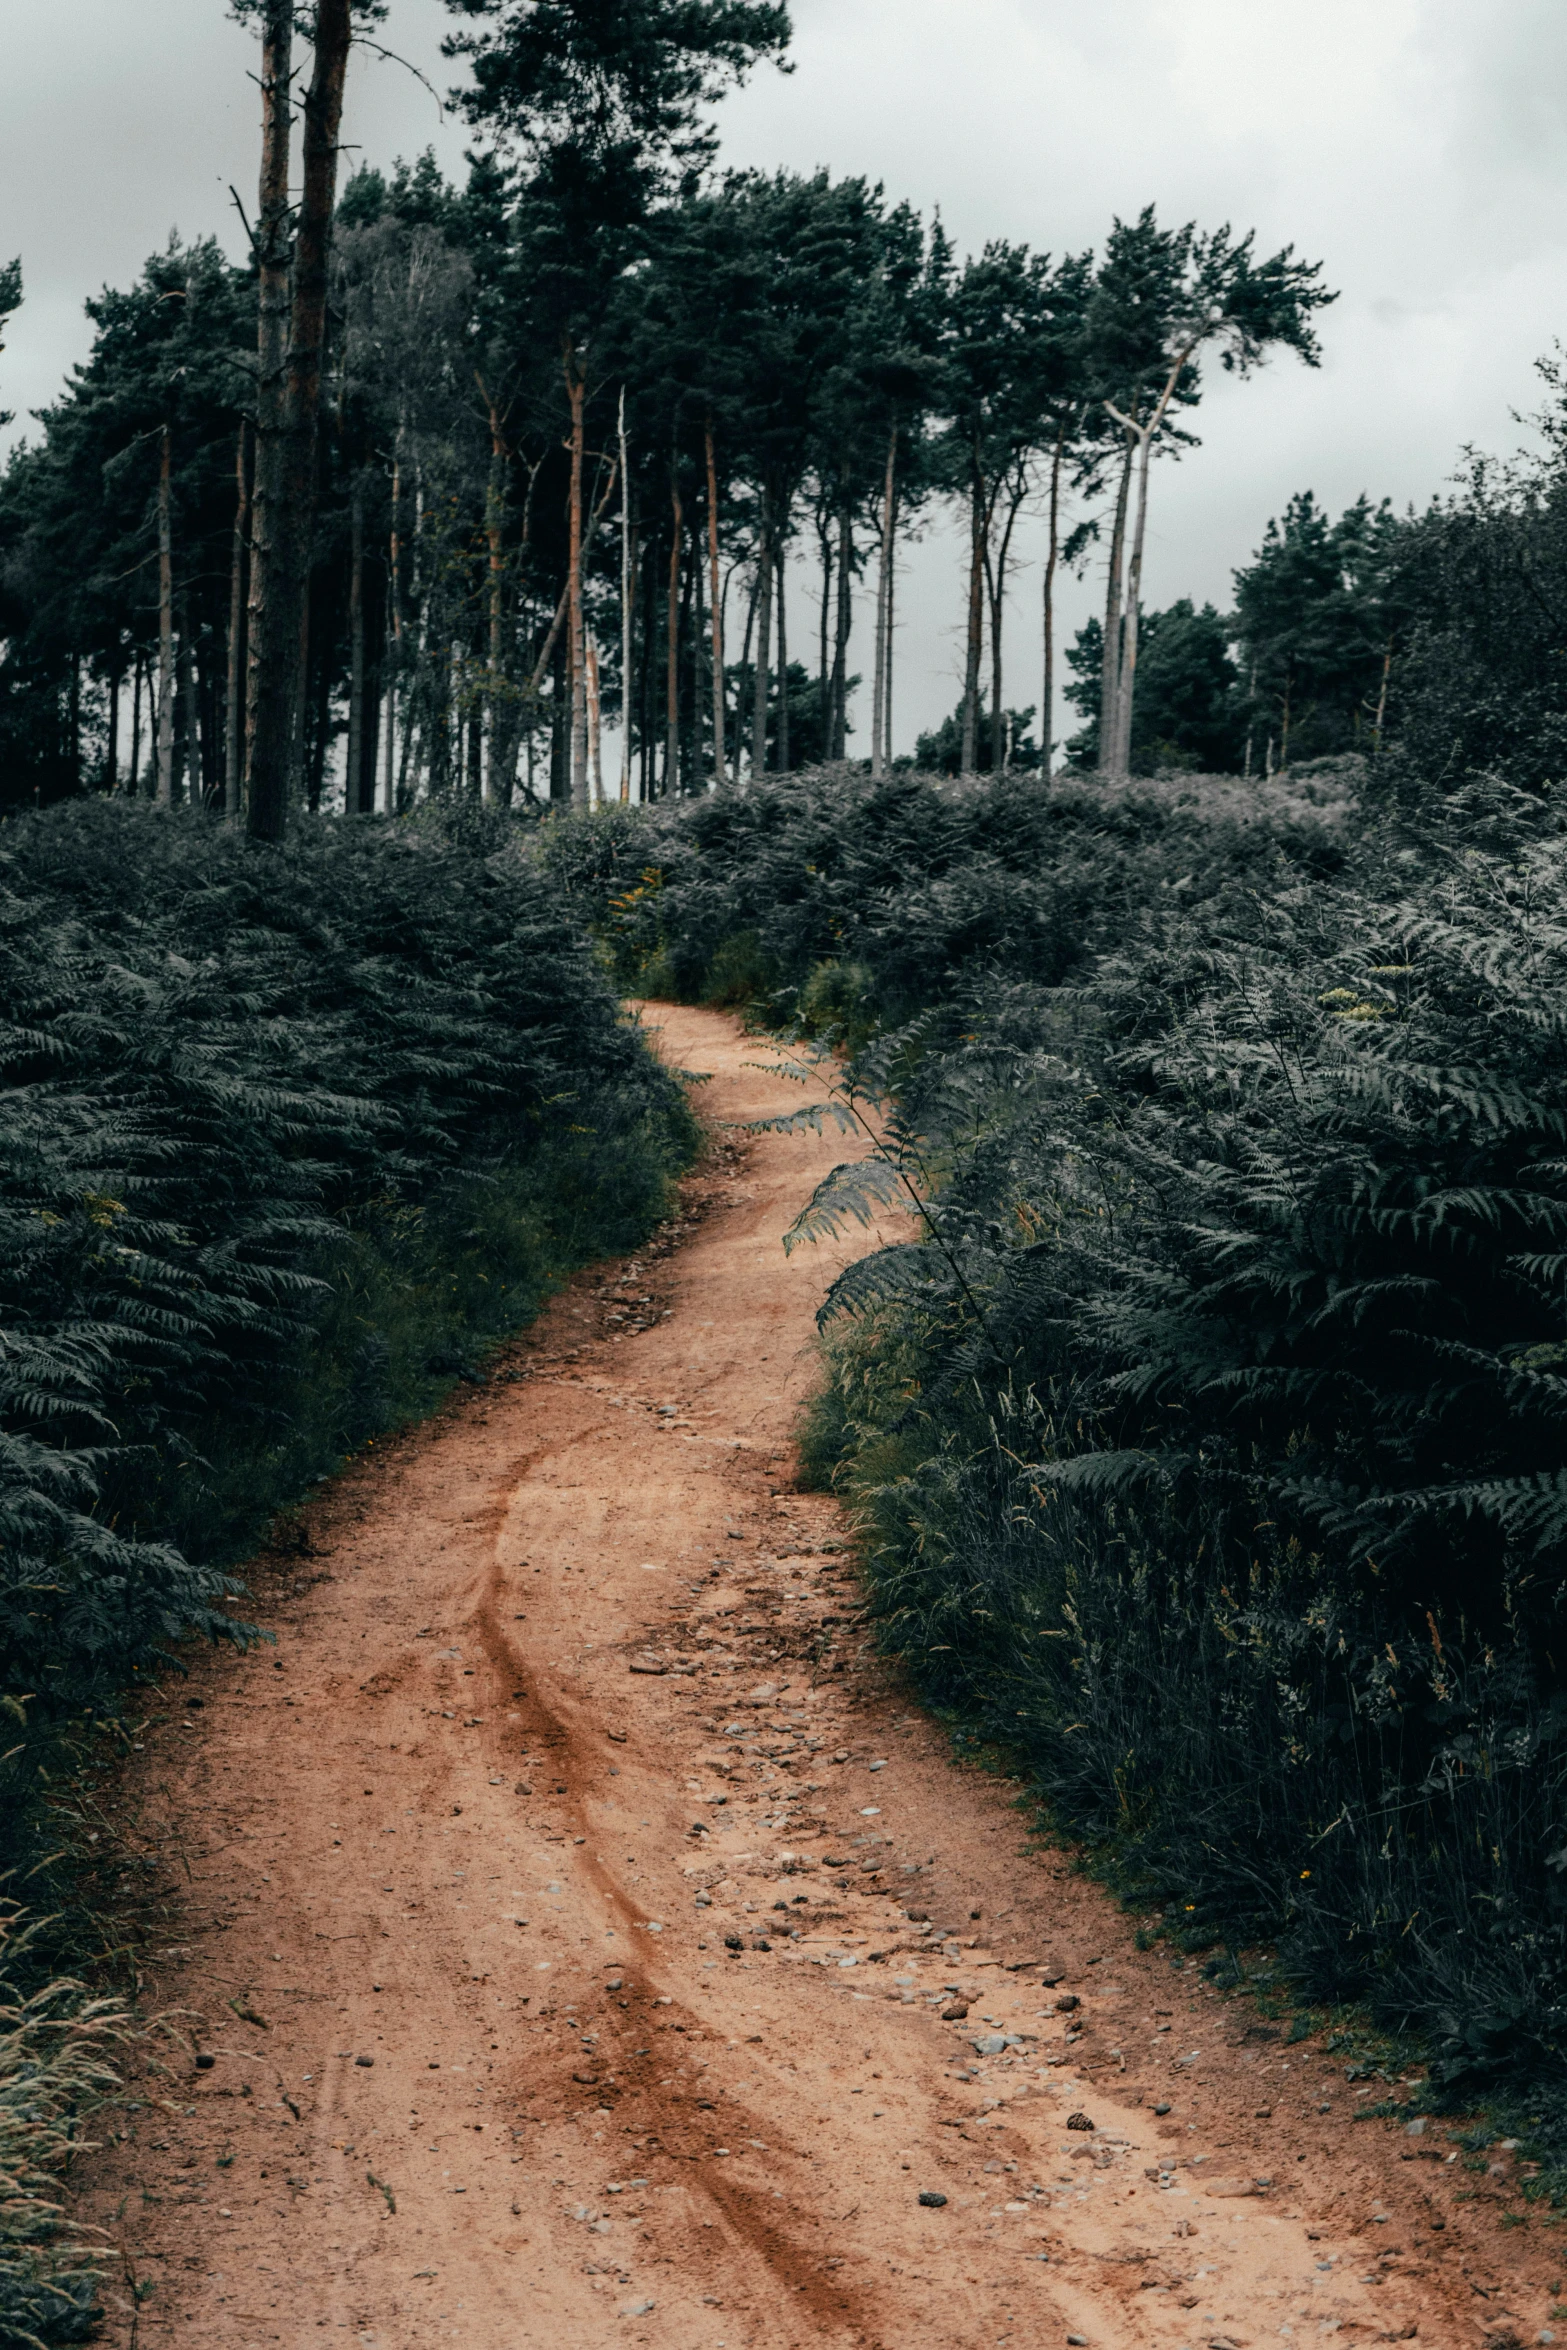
[0,797,697,2339]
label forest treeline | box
[0,0,1342,824]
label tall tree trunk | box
[480,390,507,807]
[774,536,790,776]
[347,473,367,813]
[1098,440,1133,776]
[224,420,251,815]
[385,449,403,814]
[565,359,589,803]
[688,500,703,793]
[751,495,772,783]
[1372,638,1391,757]
[960,466,984,774]
[246,0,352,841]
[733,575,757,776]
[68,653,80,791]
[665,470,682,800]
[586,633,604,803]
[1041,423,1064,780]
[156,422,175,806]
[130,649,144,796]
[817,501,832,748]
[106,642,122,792]
[704,418,727,787]
[990,477,1024,774]
[885,509,897,766]
[831,505,852,760]
[1111,428,1157,779]
[870,426,896,780]
[618,386,633,803]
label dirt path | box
[80,1005,1549,2350]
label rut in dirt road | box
[78,1006,1539,2350]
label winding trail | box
[81,1006,1544,2349]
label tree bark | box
[174,595,197,804]
[1041,423,1064,779]
[483,392,508,808]
[1098,439,1133,776]
[618,385,633,803]
[246,0,352,840]
[348,472,367,812]
[831,505,852,761]
[1106,338,1200,781]
[130,650,144,796]
[960,462,984,773]
[565,358,589,803]
[385,449,402,815]
[704,418,727,787]
[106,641,122,792]
[816,500,832,747]
[156,422,175,806]
[774,536,790,776]
[665,469,682,800]
[871,426,896,780]
[750,492,772,783]
[224,420,251,815]
[586,632,604,803]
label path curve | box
[79,1006,1541,2348]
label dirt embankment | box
[77,1006,1550,2349]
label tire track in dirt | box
[74,1005,1551,2349]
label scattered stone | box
[619,2299,656,2317]
[1066,2112,1095,2132]
[1055,1993,1081,2013]
[940,2001,969,2022]
[1153,2102,1172,2116]
[194,2054,215,2072]
[355,2055,374,2069]
[629,1660,666,1676]
[917,2190,948,2208]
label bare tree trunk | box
[242,0,292,830]
[775,536,790,776]
[106,642,122,792]
[831,505,852,760]
[586,633,604,803]
[224,420,250,815]
[665,470,681,799]
[156,423,175,806]
[618,386,633,802]
[174,595,197,804]
[1041,423,1064,779]
[483,395,508,808]
[960,465,984,773]
[1372,639,1391,757]
[870,426,896,779]
[817,501,832,747]
[347,473,367,812]
[1105,340,1199,783]
[246,0,352,841]
[994,475,1027,772]
[1098,440,1132,776]
[565,359,589,803]
[751,492,772,782]
[704,418,727,787]
[885,512,897,767]
[130,650,144,795]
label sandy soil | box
[77,1004,1555,2350]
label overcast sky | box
[5,0,1566,754]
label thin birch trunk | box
[704,418,727,786]
[224,419,250,815]
[130,650,143,795]
[385,449,402,814]
[175,596,197,804]
[1041,423,1064,779]
[831,505,852,760]
[347,472,366,812]
[870,426,896,780]
[775,537,790,776]
[106,644,121,792]
[988,480,1024,774]
[586,633,604,804]
[960,463,985,773]
[618,386,633,802]
[665,470,682,798]
[817,503,832,745]
[156,423,175,806]
[885,510,897,766]
[751,495,772,782]
[1372,640,1391,756]
[242,0,291,829]
[1098,441,1132,775]
[566,362,588,802]
[483,397,507,807]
